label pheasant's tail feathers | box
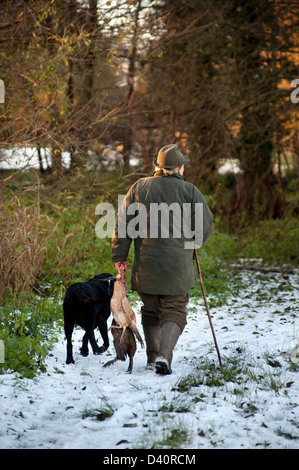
[131,324,144,347]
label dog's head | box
[92,273,114,281]
[88,273,116,297]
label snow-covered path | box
[0,270,298,450]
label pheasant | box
[110,272,144,348]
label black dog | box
[63,273,115,364]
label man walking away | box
[112,144,214,374]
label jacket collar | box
[153,170,186,181]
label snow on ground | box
[0,270,298,450]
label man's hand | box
[115,261,128,273]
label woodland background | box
[1,0,299,215]
[0,1,299,376]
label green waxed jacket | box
[111,172,214,295]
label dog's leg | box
[80,331,89,357]
[64,321,75,364]
[97,319,110,354]
[89,330,100,355]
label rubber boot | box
[142,324,161,370]
[155,321,181,375]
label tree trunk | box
[233,0,285,220]
[122,0,142,172]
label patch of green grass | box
[236,218,299,267]
[275,428,299,441]
[238,402,259,418]
[138,416,192,449]
[82,399,114,421]
[174,352,245,393]
[158,394,192,413]
[156,427,191,449]
[264,352,282,369]
[175,345,292,399]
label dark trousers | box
[138,292,189,332]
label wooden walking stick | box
[194,248,223,368]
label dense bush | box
[0,194,49,301]
[238,218,299,267]
[0,293,62,378]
